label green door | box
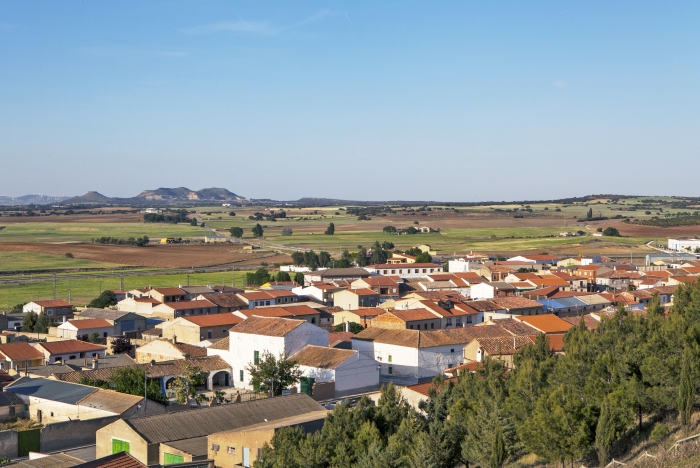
[300,377,315,396]
[112,438,131,454]
[17,429,41,457]
[164,453,185,465]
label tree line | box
[143,209,190,224]
[256,281,700,467]
[92,236,150,247]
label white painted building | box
[56,318,114,340]
[470,283,495,299]
[668,238,700,252]
[365,263,443,279]
[292,345,380,397]
[209,316,328,391]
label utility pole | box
[232,266,235,287]
[99,281,102,295]
[187,274,190,287]
[68,289,71,303]
[120,274,124,292]
[53,275,56,300]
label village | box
[0,239,697,468]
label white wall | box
[668,238,700,252]
[334,352,380,394]
[220,322,329,390]
[470,283,495,299]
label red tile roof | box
[0,342,45,361]
[63,318,113,330]
[159,300,215,310]
[31,300,73,308]
[34,340,106,355]
[516,315,573,334]
[183,314,243,327]
[152,288,185,296]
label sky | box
[1,1,699,202]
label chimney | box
[345,321,350,333]
[92,358,98,370]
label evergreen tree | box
[490,423,506,468]
[21,312,38,332]
[252,223,264,238]
[294,272,305,286]
[595,396,616,465]
[678,346,695,432]
[356,247,369,267]
[324,223,335,235]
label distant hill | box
[0,194,71,206]
[60,187,246,205]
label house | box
[54,355,233,395]
[197,292,247,312]
[372,310,442,331]
[33,340,106,364]
[74,309,147,336]
[116,297,161,315]
[291,283,344,305]
[365,263,443,279]
[211,316,328,390]
[303,268,372,285]
[95,394,325,466]
[207,410,327,468]
[135,340,206,363]
[0,391,25,422]
[463,335,538,369]
[179,286,218,300]
[575,265,612,281]
[23,300,74,319]
[233,305,322,325]
[595,270,631,291]
[0,342,45,370]
[478,265,515,282]
[260,281,300,291]
[549,271,588,291]
[291,345,380,397]
[509,254,560,266]
[351,326,512,385]
[332,308,384,328]
[350,276,401,298]
[332,289,381,310]
[160,314,243,344]
[397,378,456,411]
[110,290,127,302]
[6,377,164,424]
[151,299,218,321]
[470,283,497,299]
[237,290,299,308]
[515,314,573,334]
[56,319,115,340]
[387,253,416,264]
[490,297,545,316]
[147,288,186,303]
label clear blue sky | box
[1,1,699,201]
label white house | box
[470,283,495,299]
[351,326,511,385]
[23,300,73,319]
[291,345,380,397]
[56,318,114,340]
[365,263,443,279]
[209,316,329,391]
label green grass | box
[0,222,205,243]
[0,251,121,271]
[0,270,252,310]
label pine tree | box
[595,396,616,466]
[678,347,695,432]
[324,222,335,235]
[490,423,506,468]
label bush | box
[229,211,236,216]
[65,252,74,258]
[597,227,603,232]
[281,227,293,236]
[383,226,397,233]
[603,227,621,237]
[650,423,669,442]
[229,227,244,238]
[334,322,364,334]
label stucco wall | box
[96,419,152,465]
[41,416,119,453]
[0,430,18,458]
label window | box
[311,318,316,324]
[265,301,271,306]
[240,370,244,381]
[409,325,413,329]
[388,366,393,375]
[228,447,236,454]
[211,444,220,451]
[451,349,455,353]
[388,355,392,363]
[164,453,184,465]
[254,351,259,365]
[423,324,427,330]
[112,438,130,454]
[456,318,462,326]
[446,318,452,327]
[431,323,434,329]
[47,310,53,316]
[422,269,426,273]
[69,355,76,360]
[103,332,108,337]
[466,316,472,324]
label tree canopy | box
[87,290,117,308]
[245,351,302,396]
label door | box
[17,429,41,456]
[243,447,250,468]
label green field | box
[0,222,205,243]
[0,251,121,271]
[0,270,252,310]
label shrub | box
[650,423,669,442]
[65,252,74,258]
[603,227,621,237]
[281,227,293,236]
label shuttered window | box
[112,439,130,454]
[164,453,184,465]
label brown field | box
[0,242,291,268]
[606,220,700,238]
[0,212,143,223]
